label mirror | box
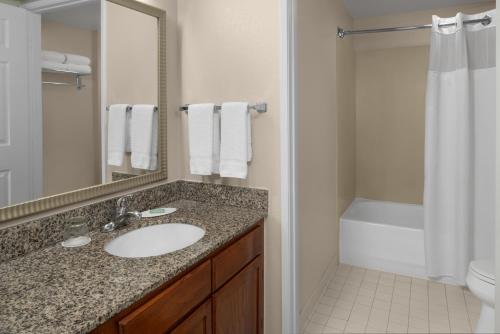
[0,0,167,221]
[106,0,159,182]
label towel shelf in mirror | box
[179,102,267,113]
[42,68,90,90]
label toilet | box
[466,259,495,334]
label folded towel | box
[42,50,66,63]
[131,105,158,170]
[42,61,91,75]
[219,102,251,179]
[42,60,68,72]
[64,53,91,66]
[188,104,216,175]
[107,104,129,166]
[65,63,92,75]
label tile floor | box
[302,264,481,334]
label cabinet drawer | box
[212,225,263,290]
[118,261,211,334]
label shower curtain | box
[424,10,496,284]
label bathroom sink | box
[104,223,205,258]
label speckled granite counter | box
[0,199,266,334]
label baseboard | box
[299,254,338,331]
[340,254,427,280]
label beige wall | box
[177,1,282,332]
[355,46,428,204]
[297,0,354,325]
[41,21,100,196]
[134,0,183,182]
[354,1,495,205]
[106,2,159,181]
[337,30,356,216]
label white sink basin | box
[104,223,205,258]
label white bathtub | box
[340,198,426,278]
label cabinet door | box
[118,261,211,334]
[213,256,263,334]
[170,299,212,334]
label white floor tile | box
[309,264,481,334]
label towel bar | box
[105,106,158,112]
[42,75,85,89]
[42,69,89,90]
[179,102,267,113]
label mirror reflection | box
[106,1,159,182]
[0,0,160,209]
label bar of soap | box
[141,207,177,218]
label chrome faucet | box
[102,196,142,232]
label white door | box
[0,3,41,207]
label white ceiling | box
[343,0,491,18]
[41,0,100,31]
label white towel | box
[219,102,251,179]
[212,110,221,174]
[42,61,67,72]
[107,104,129,166]
[42,61,91,75]
[125,110,132,153]
[64,53,91,66]
[65,63,92,74]
[188,104,216,175]
[130,105,158,170]
[42,50,66,63]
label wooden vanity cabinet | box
[118,261,211,334]
[169,299,212,334]
[213,256,263,334]
[91,220,263,334]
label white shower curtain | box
[424,10,496,284]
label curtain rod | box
[337,15,492,38]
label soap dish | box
[62,236,91,248]
[141,208,177,218]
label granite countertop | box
[0,200,266,334]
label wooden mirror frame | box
[0,0,167,222]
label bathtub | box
[340,198,426,278]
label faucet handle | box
[116,195,133,215]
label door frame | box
[280,0,298,332]
[495,0,500,331]
[26,11,43,199]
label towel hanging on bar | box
[180,102,267,113]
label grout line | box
[426,280,430,334]
[346,268,367,331]
[339,265,354,333]
[464,289,477,332]
[461,287,473,333]
[407,278,413,333]
[444,284,451,333]
[362,270,380,333]
[387,274,396,333]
